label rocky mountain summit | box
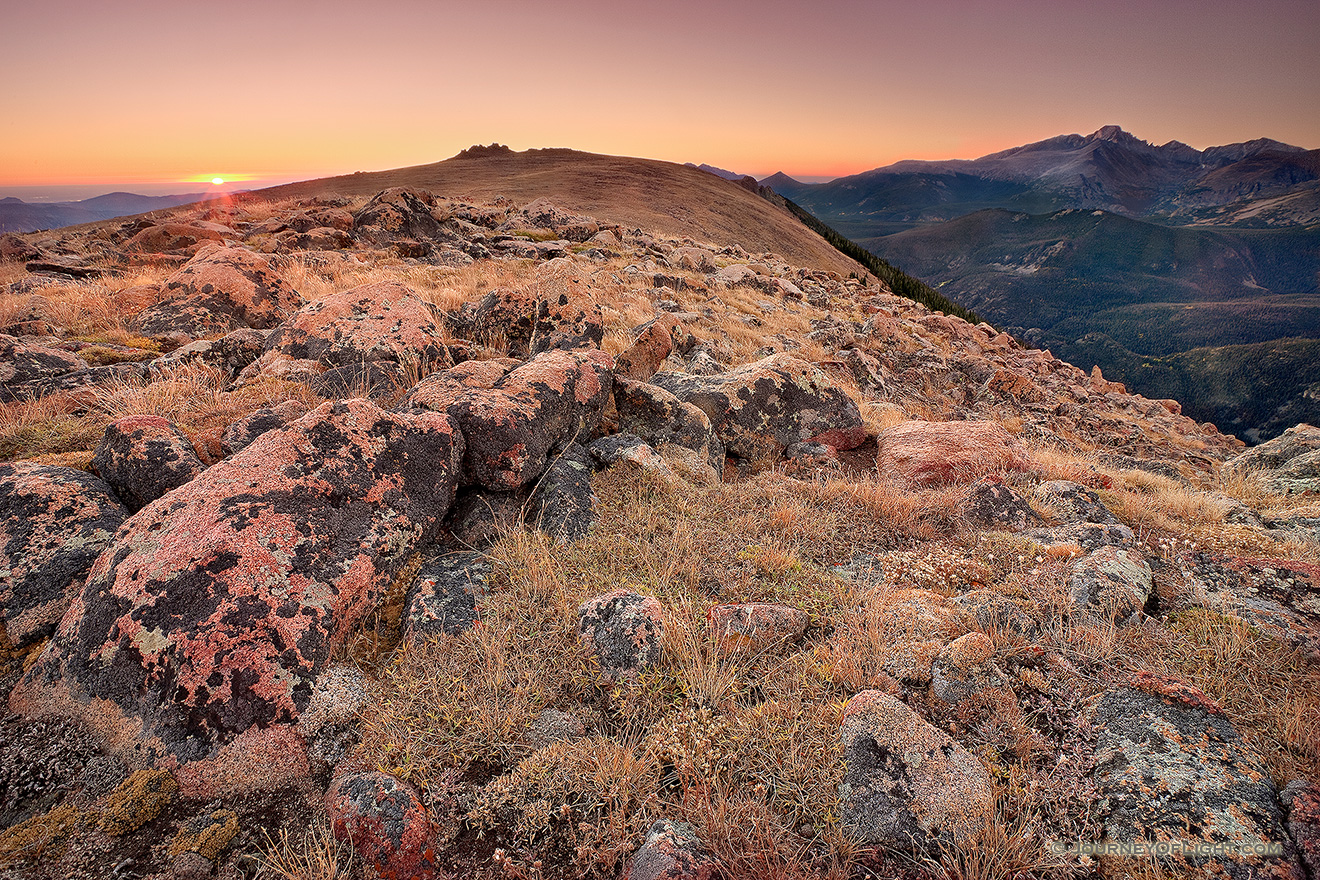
[0,173,1316,880]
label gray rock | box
[403,551,491,639]
[1069,546,1152,622]
[578,590,665,684]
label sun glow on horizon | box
[211,177,224,185]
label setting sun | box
[211,177,224,185]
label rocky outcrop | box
[401,348,613,491]
[0,335,88,391]
[0,463,127,650]
[1092,675,1304,879]
[11,399,464,797]
[351,187,446,247]
[839,690,993,851]
[90,416,207,513]
[132,244,303,336]
[453,285,603,358]
[1225,423,1320,493]
[651,353,865,466]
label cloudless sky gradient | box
[2,0,1317,194]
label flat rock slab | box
[11,399,463,798]
[0,463,128,650]
[877,419,1028,486]
[1092,678,1304,879]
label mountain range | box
[0,191,215,233]
[764,126,1320,441]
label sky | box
[3,0,1318,199]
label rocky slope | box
[0,172,1316,880]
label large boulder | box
[401,348,614,491]
[613,377,723,472]
[1069,546,1152,622]
[839,690,993,851]
[352,187,445,245]
[0,463,128,650]
[90,416,207,513]
[11,399,464,797]
[651,353,865,466]
[1225,424,1320,493]
[453,285,603,358]
[615,315,681,381]
[133,244,303,335]
[877,419,1028,486]
[0,335,88,390]
[1091,674,1305,879]
[256,280,451,372]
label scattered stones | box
[453,282,603,357]
[402,348,613,491]
[326,771,436,880]
[578,590,665,684]
[403,551,491,639]
[877,419,1028,486]
[839,690,994,851]
[0,462,128,649]
[652,353,865,466]
[12,399,464,797]
[1069,546,1153,622]
[1092,679,1304,879]
[623,819,717,880]
[90,415,207,512]
[706,603,808,653]
[930,632,1010,706]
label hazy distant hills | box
[0,191,212,233]
[765,126,1320,441]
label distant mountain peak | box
[686,163,745,182]
[760,171,804,187]
[1090,124,1135,143]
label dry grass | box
[255,821,359,880]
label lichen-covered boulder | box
[326,771,436,880]
[148,328,267,379]
[258,280,451,371]
[401,348,613,491]
[929,632,1010,706]
[0,463,127,649]
[1092,674,1305,879]
[11,399,464,797]
[526,441,596,543]
[578,590,665,684]
[1283,781,1320,878]
[134,243,303,334]
[310,360,408,401]
[444,486,526,549]
[1182,553,1320,657]
[1069,546,1152,622]
[963,478,1041,531]
[1225,423,1320,493]
[1032,480,1122,525]
[839,690,993,850]
[651,353,865,466]
[706,603,808,654]
[0,335,88,391]
[623,819,717,880]
[220,400,310,456]
[613,377,723,472]
[91,415,207,513]
[403,551,491,640]
[877,419,1028,486]
[352,187,445,245]
[454,284,603,358]
[615,315,681,381]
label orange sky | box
[3,0,1318,192]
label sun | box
[211,177,225,185]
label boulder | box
[651,353,865,466]
[136,243,303,333]
[11,399,464,797]
[1282,781,1320,878]
[444,487,526,550]
[839,690,993,850]
[519,198,600,241]
[1182,553,1320,657]
[257,280,451,371]
[612,378,723,473]
[0,233,42,262]
[1092,675,1304,879]
[578,590,665,684]
[877,419,1028,486]
[962,479,1042,532]
[351,187,445,245]
[402,551,491,640]
[148,328,267,379]
[623,819,716,880]
[1225,424,1320,494]
[526,441,596,543]
[1031,480,1122,525]
[1069,546,1152,622]
[0,463,128,649]
[929,632,1010,706]
[401,349,614,491]
[122,223,227,254]
[615,315,681,381]
[91,416,207,513]
[0,334,88,389]
[453,285,603,358]
[326,771,436,880]
[220,400,310,456]
[310,360,408,401]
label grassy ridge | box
[780,198,986,326]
